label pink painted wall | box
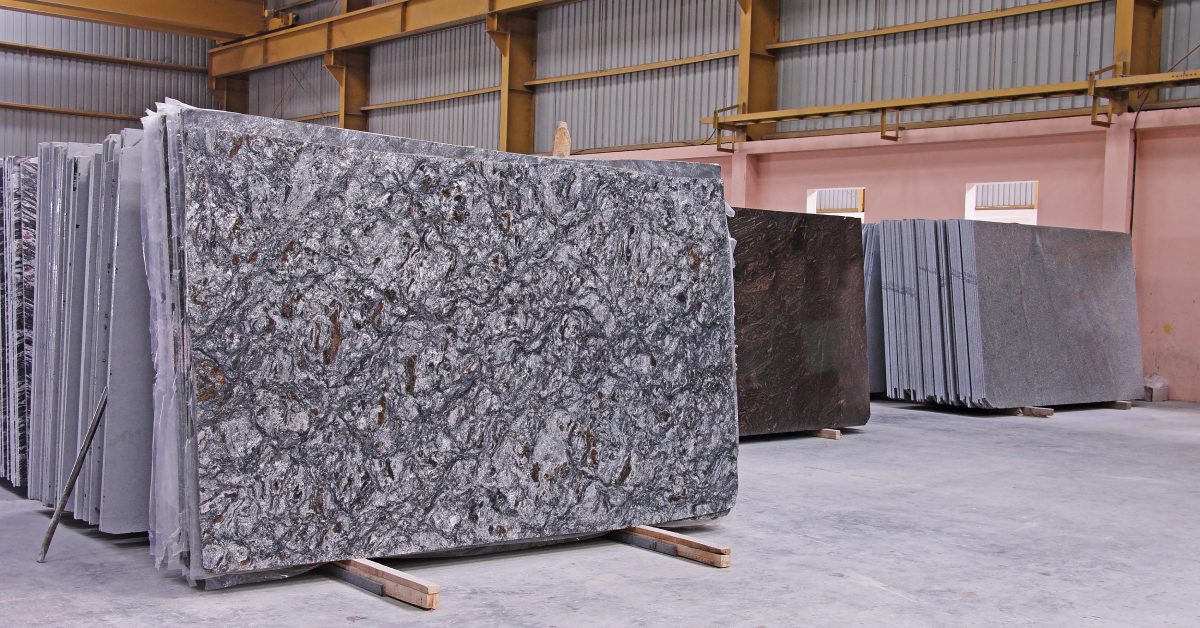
[1131,126,1200,401]
[750,133,1107,227]
[587,108,1200,401]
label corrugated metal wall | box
[0,9,214,155]
[1162,0,1200,101]
[249,57,340,120]
[534,0,738,152]
[368,23,500,148]
[777,0,1115,133]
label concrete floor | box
[3,400,1199,626]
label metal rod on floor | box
[36,386,109,563]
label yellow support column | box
[736,0,780,140]
[1114,0,1162,112]
[208,75,249,114]
[488,11,537,154]
[324,50,370,131]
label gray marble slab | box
[879,219,1142,409]
[100,130,155,534]
[862,223,884,394]
[968,221,1144,408]
[165,128,737,576]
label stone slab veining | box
[728,208,869,436]
[176,129,738,576]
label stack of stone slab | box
[728,208,870,435]
[878,219,1143,408]
[13,132,156,536]
[1,156,38,487]
[141,102,738,585]
[861,222,885,395]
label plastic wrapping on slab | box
[159,99,722,182]
[142,111,186,571]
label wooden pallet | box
[608,525,731,568]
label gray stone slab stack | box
[878,218,1143,409]
[862,222,885,395]
[1,157,37,488]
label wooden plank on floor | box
[608,525,731,568]
[330,558,440,610]
[812,428,842,440]
[1006,406,1054,418]
[1106,400,1133,410]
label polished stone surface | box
[879,219,1142,408]
[729,208,869,436]
[970,221,1143,408]
[179,130,738,575]
[862,223,884,394]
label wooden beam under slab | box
[609,525,731,568]
[329,559,440,610]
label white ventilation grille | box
[807,187,865,217]
[967,180,1038,224]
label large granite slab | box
[878,219,1142,408]
[156,125,738,577]
[969,221,1143,407]
[729,208,869,436]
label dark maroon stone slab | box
[729,208,870,436]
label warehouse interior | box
[0,0,1198,625]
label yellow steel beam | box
[526,50,738,87]
[489,10,537,153]
[0,0,265,40]
[768,0,1102,51]
[208,75,250,114]
[362,86,501,111]
[0,100,140,121]
[289,111,337,121]
[324,49,370,131]
[1113,0,1163,111]
[736,0,779,140]
[0,40,206,73]
[209,0,566,77]
[705,69,1200,127]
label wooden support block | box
[1107,400,1133,410]
[552,121,571,157]
[328,558,440,610]
[813,428,842,440]
[608,525,731,568]
[1008,406,1054,418]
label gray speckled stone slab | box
[879,219,1142,408]
[861,223,884,394]
[968,221,1143,408]
[175,129,737,576]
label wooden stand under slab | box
[323,524,731,609]
[608,525,731,568]
[324,558,440,610]
[1007,406,1055,418]
[809,428,842,439]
